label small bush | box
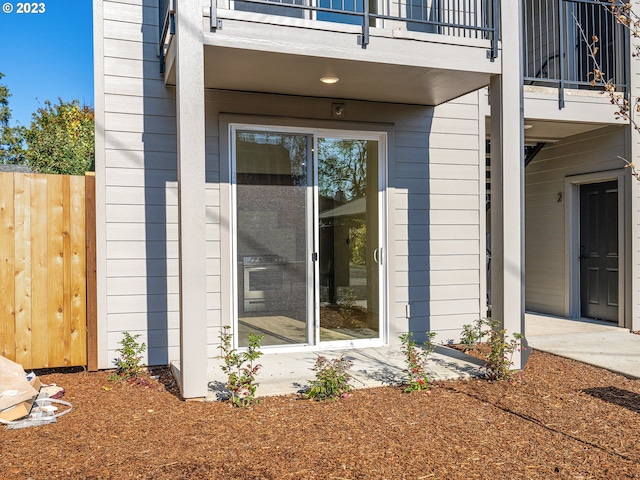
[399,331,436,393]
[219,327,263,407]
[482,319,524,381]
[460,322,482,352]
[306,355,353,401]
[459,318,525,381]
[109,332,146,381]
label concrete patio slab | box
[206,344,485,400]
[176,313,639,400]
[526,313,640,379]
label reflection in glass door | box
[317,137,380,343]
[235,131,312,347]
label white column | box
[93,0,109,370]
[175,0,208,398]
[629,2,640,332]
[490,0,525,368]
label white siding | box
[525,126,626,316]
[98,0,485,366]
[101,0,180,368]
[203,90,484,348]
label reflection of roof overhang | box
[320,197,366,219]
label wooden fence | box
[0,171,96,370]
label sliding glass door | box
[232,126,384,349]
[234,131,312,347]
[317,137,380,343]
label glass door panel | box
[317,138,380,342]
[235,131,311,347]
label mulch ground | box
[2,349,640,479]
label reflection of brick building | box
[237,183,307,322]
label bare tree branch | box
[573,7,640,181]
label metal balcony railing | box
[225,0,497,49]
[524,0,629,108]
[158,0,498,72]
[159,0,174,73]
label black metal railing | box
[524,0,628,108]
[159,0,174,73]
[230,0,497,51]
[159,0,498,66]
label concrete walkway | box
[525,312,640,379]
[207,344,485,400]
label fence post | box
[85,172,98,371]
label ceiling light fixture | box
[320,76,339,84]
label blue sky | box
[0,0,93,127]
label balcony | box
[160,0,501,106]
[524,0,629,108]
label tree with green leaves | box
[318,138,368,201]
[22,99,94,175]
[0,72,9,126]
[0,72,26,165]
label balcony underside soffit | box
[166,46,493,105]
[485,117,621,145]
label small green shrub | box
[219,326,263,407]
[399,331,436,393]
[109,332,146,381]
[306,355,353,401]
[482,318,524,381]
[460,322,482,352]
[459,318,525,381]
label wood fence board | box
[30,175,49,368]
[13,173,33,368]
[62,176,72,365]
[85,173,98,371]
[1,172,92,369]
[47,175,66,367]
[70,175,87,366]
[0,173,16,360]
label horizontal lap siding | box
[100,0,485,362]
[525,126,626,316]
[102,0,180,366]
[392,92,482,342]
[204,90,483,351]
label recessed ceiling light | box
[524,124,533,129]
[320,76,339,84]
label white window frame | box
[229,122,388,353]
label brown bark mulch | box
[2,349,640,479]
